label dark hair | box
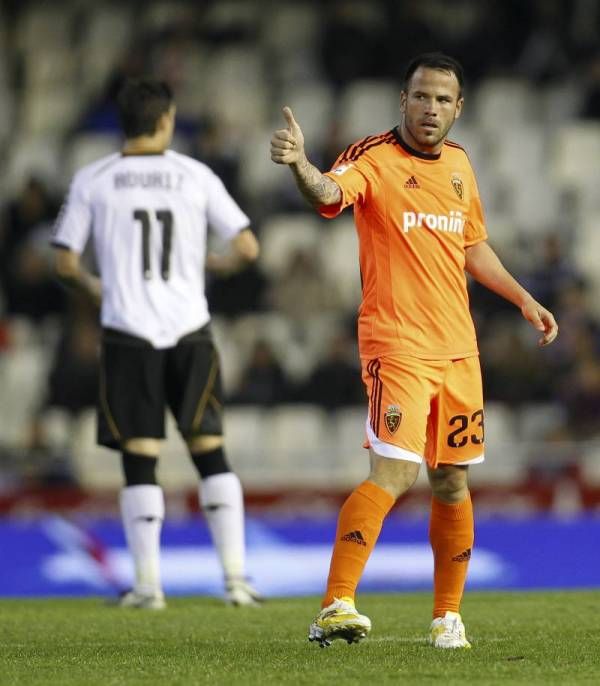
[116,78,174,138]
[403,53,464,95]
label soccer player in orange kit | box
[270,53,558,648]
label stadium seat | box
[320,217,362,310]
[474,78,535,127]
[468,402,525,486]
[331,407,371,487]
[277,81,336,150]
[139,0,198,32]
[572,213,600,316]
[517,403,567,442]
[223,406,268,484]
[260,3,319,55]
[257,213,321,277]
[16,4,74,52]
[579,442,600,486]
[338,79,399,143]
[79,6,134,97]
[157,412,198,490]
[63,133,120,184]
[5,136,61,193]
[238,127,292,199]
[540,80,585,125]
[168,45,211,119]
[24,49,75,89]
[84,5,134,53]
[488,126,546,181]
[481,212,519,255]
[504,170,561,234]
[300,312,350,367]
[69,410,121,489]
[203,0,260,33]
[21,87,82,137]
[0,319,52,447]
[209,317,243,395]
[446,121,487,176]
[550,123,600,191]
[264,405,331,485]
[203,47,268,132]
[228,311,313,382]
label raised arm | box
[465,240,558,346]
[270,106,341,208]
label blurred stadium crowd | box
[0,0,599,510]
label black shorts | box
[98,325,223,449]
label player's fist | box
[270,106,305,165]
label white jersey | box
[53,150,249,348]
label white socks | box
[120,475,246,594]
[199,472,246,581]
[120,485,165,596]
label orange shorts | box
[361,354,485,468]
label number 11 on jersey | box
[133,209,174,281]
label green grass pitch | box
[1,591,599,685]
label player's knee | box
[428,465,468,502]
[369,453,420,499]
[121,451,158,486]
[187,434,223,454]
[190,446,231,479]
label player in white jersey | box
[52,79,262,608]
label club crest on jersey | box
[451,174,464,200]
[384,405,402,434]
[332,163,354,176]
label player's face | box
[400,67,463,154]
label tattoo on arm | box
[291,156,341,207]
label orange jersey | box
[319,128,487,360]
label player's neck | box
[122,136,167,156]
[398,121,444,156]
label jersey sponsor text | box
[402,210,465,234]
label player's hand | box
[521,297,558,346]
[270,106,305,165]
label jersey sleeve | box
[51,171,93,253]
[464,169,488,247]
[204,168,250,240]
[318,146,375,219]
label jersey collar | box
[121,151,166,157]
[392,127,441,160]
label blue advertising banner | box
[0,515,598,597]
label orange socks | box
[322,480,395,607]
[429,493,474,618]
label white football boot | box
[225,578,264,607]
[118,589,166,610]
[429,611,471,649]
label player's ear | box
[454,96,464,120]
[157,109,173,134]
[399,90,407,114]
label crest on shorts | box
[384,405,402,434]
[451,174,464,200]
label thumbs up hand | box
[270,106,305,165]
